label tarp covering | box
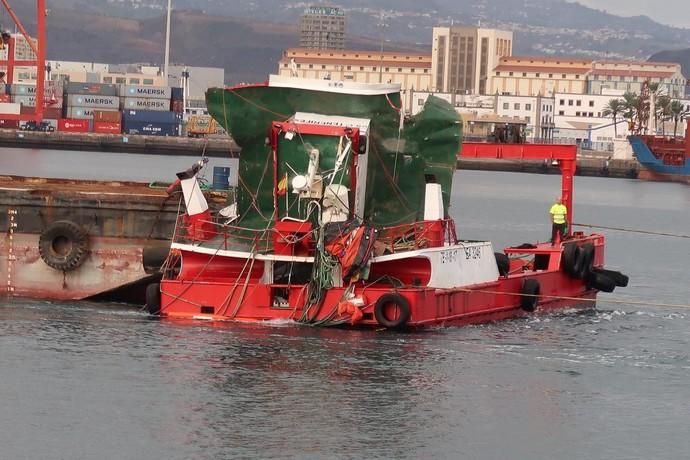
[206,82,461,229]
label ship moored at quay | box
[0,174,228,302]
[144,76,629,329]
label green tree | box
[622,91,640,128]
[602,99,624,137]
[669,100,690,137]
[656,95,671,135]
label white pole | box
[164,0,172,80]
[182,67,189,119]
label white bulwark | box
[371,242,500,289]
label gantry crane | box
[0,0,46,121]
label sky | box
[574,0,690,28]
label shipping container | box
[93,121,122,134]
[12,94,64,109]
[122,120,180,136]
[122,109,182,124]
[171,100,184,113]
[0,102,21,115]
[0,119,20,129]
[171,87,183,101]
[10,82,63,96]
[93,110,121,123]
[58,118,90,132]
[122,97,170,111]
[65,107,97,120]
[64,82,119,97]
[66,94,119,109]
[44,107,63,119]
[120,85,171,100]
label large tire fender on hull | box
[146,283,161,315]
[38,220,89,272]
[573,243,594,279]
[143,246,170,274]
[495,252,509,277]
[586,271,616,293]
[592,268,629,287]
[374,293,411,329]
[562,244,578,276]
[520,279,540,312]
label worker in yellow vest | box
[549,197,568,245]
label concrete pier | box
[0,129,640,179]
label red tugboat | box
[146,76,627,328]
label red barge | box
[146,76,627,328]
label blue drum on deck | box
[212,166,230,190]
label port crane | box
[0,0,46,121]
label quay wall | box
[0,129,639,178]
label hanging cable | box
[573,223,690,239]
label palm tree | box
[602,99,624,137]
[622,91,640,130]
[656,95,671,135]
[669,100,690,137]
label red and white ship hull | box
[154,234,607,329]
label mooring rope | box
[573,223,690,239]
[446,288,690,310]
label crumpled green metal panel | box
[206,86,461,228]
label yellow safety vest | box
[550,203,567,224]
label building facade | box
[491,56,592,96]
[588,60,686,98]
[278,48,432,107]
[300,6,346,50]
[432,26,513,95]
[410,90,555,141]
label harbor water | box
[1,154,690,459]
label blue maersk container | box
[171,87,183,101]
[122,120,180,136]
[122,109,182,124]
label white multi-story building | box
[496,94,556,140]
[552,90,629,149]
[432,26,513,95]
[409,90,555,141]
[588,60,686,98]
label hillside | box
[6,0,690,84]
[46,0,690,60]
[649,48,690,79]
[15,6,424,84]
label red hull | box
[159,275,596,328]
[637,169,690,184]
[157,236,605,329]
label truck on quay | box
[185,114,219,138]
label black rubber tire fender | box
[374,293,411,329]
[143,246,170,274]
[146,283,161,315]
[592,268,629,287]
[573,243,594,279]
[520,279,540,312]
[38,220,89,272]
[495,252,510,277]
[562,243,578,277]
[586,272,616,293]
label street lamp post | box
[377,12,388,83]
[164,0,172,80]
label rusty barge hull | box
[1,176,185,302]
